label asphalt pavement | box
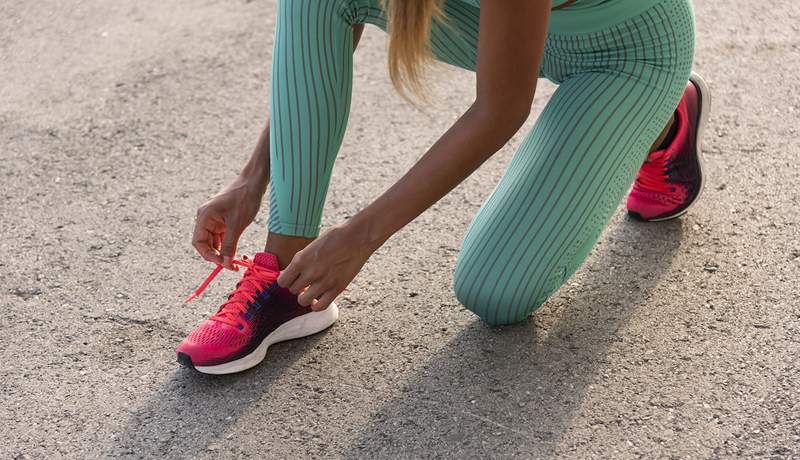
[2,0,799,458]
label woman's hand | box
[191,175,266,270]
[278,221,378,311]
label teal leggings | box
[268,0,695,325]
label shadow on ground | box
[344,218,684,457]
[108,334,327,458]
[108,218,682,458]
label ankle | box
[651,112,678,152]
[264,232,316,269]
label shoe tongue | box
[253,251,280,271]
[218,252,279,313]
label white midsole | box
[649,71,711,222]
[194,302,339,375]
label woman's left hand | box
[277,222,377,311]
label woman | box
[177,0,709,374]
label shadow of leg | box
[345,216,684,458]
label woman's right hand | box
[191,175,266,270]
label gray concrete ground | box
[2,0,799,458]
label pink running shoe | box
[176,252,338,375]
[627,72,711,222]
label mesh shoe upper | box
[627,78,702,221]
[177,252,312,366]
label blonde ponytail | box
[382,0,445,100]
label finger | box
[311,290,338,311]
[220,226,241,271]
[212,232,222,254]
[194,239,222,264]
[296,286,311,307]
[277,259,302,289]
[297,282,327,307]
[287,270,316,296]
[192,225,222,265]
[193,210,224,264]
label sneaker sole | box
[179,302,339,375]
[641,71,711,222]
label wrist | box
[236,167,268,191]
[225,173,267,202]
[344,211,391,253]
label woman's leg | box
[266,0,368,267]
[264,0,481,268]
[264,0,692,319]
[453,0,695,325]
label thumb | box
[220,230,240,270]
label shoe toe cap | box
[176,320,246,366]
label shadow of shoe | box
[344,216,684,458]
[107,331,329,458]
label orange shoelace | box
[183,256,280,328]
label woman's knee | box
[453,258,545,327]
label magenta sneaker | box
[627,72,711,222]
[176,252,338,375]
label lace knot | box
[183,256,280,329]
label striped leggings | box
[268,0,695,325]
